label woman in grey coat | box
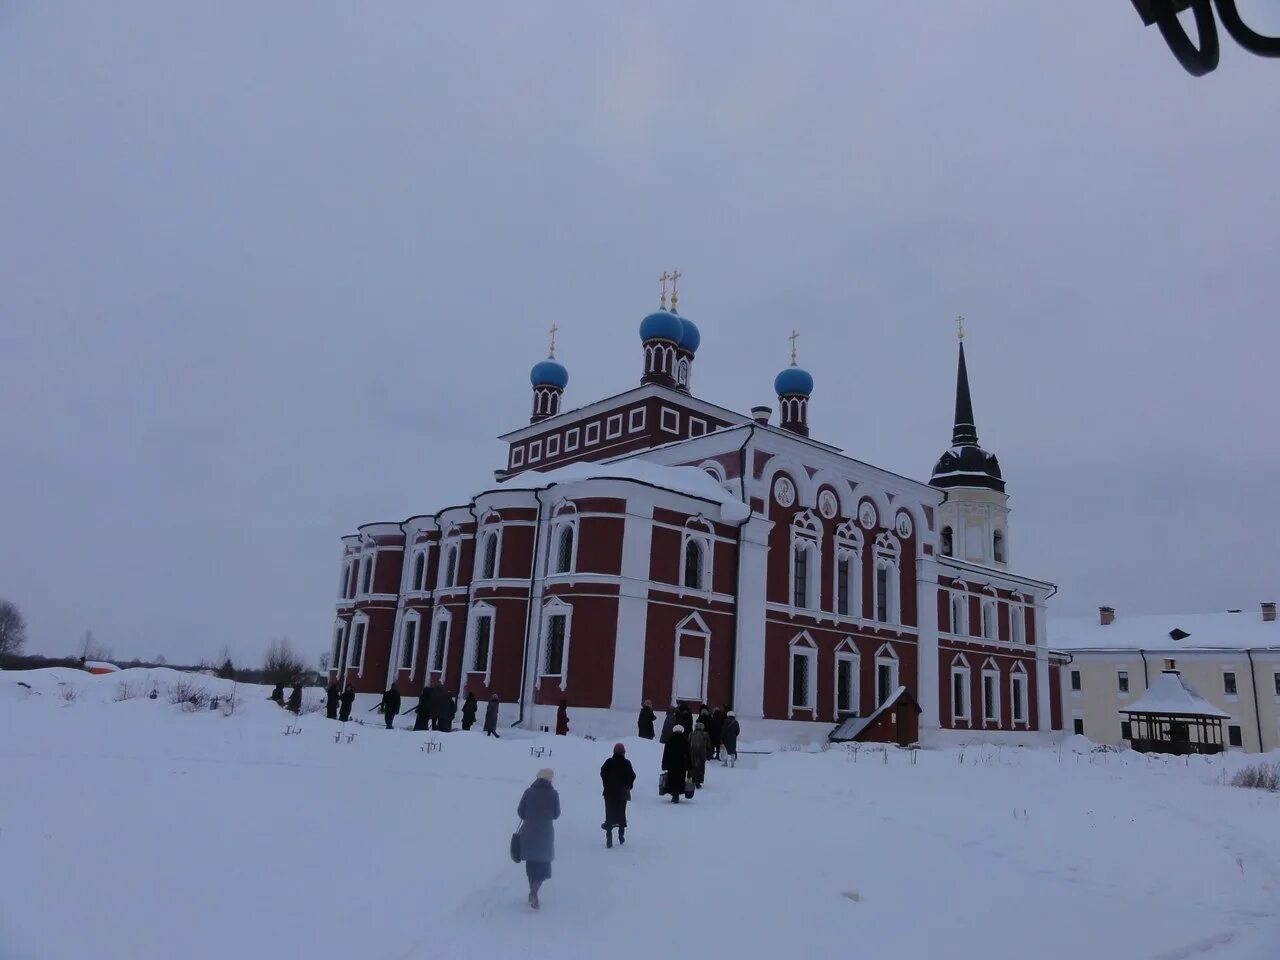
[517,768,560,910]
[483,694,501,737]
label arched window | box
[835,638,860,719]
[480,531,499,580]
[875,644,899,707]
[941,526,954,557]
[981,599,998,640]
[554,525,574,574]
[792,543,809,608]
[442,545,458,588]
[951,592,968,636]
[1010,662,1028,724]
[950,654,971,723]
[993,530,1005,563]
[834,521,863,619]
[789,633,818,715]
[399,615,419,675]
[1010,606,1025,644]
[360,556,373,594]
[411,551,426,592]
[981,658,1001,723]
[683,539,704,590]
[790,511,821,610]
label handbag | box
[510,823,523,864]
[658,771,667,796]
[683,775,696,800]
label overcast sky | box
[2,2,1277,665]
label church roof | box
[930,341,1004,492]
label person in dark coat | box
[269,684,285,706]
[600,743,636,848]
[411,688,433,731]
[338,686,355,722]
[677,704,694,736]
[708,707,724,759]
[325,683,339,720]
[697,705,712,735]
[483,694,501,737]
[689,722,710,787]
[429,682,449,731]
[637,700,656,740]
[443,691,458,732]
[720,710,740,764]
[376,686,401,730]
[662,725,692,803]
[460,692,478,731]
[554,699,570,736]
[659,707,677,744]
[286,684,302,714]
[516,769,560,910]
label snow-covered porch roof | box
[1119,671,1230,719]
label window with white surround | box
[585,422,600,445]
[941,526,954,557]
[789,633,818,715]
[951,592,968,636]
[1070,669,1081,693]
[1073,717,1084,735]
[440,543,459,588]
[410,550,426,592]
[346,561,357,598]
[429,611,450,674]
[1228,724,1243,748]
[833,521,863,619]
[360,556,373,594]
[628,407,646,433]
[545,434,560,458]
[468,604,494,680]
[339,562,352,598]
[1224,670,1238,698]
[689,417,707,437]
[1118,669,1129,694]
[541,599,572,683]
[511,445,524,468]
[790,511,821,610]
[993,530,1005,563]
[660,407,680,434]
[674,612,710,704]
[681,518,713,592]
[477,529,500,580]
[875,644,899,707]
[548,506,577,575]
[351,617,368,675]
[400,615,419,675]
[332,622,346,669]
[873,534,900,624]
[528,439,542,463]
[683,539,705,590]
[835,639,860,718]
[1010,662,1028,724]
[982,659,1000,723]
[564,427,579,451]
[605,414,623,439]
[951,654,971,723]
[981,599,997,641]
[1009,606,1025,644]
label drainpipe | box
[459,501,481,699]
[1139,649,1149,688]
[1246,649,1263,752]
[726,425,757,710]
[515,487,551,727]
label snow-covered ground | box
[3,668,1279,960]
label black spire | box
[952,341,979,446]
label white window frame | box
[1223,668,1239,700]
[1010,662,1028,725]
[475,527,501,581]
[951,654,971,723]
[510,445,525,468]
[874,643,899,708]
[1009,605,1025,644]
[548,509,578,576]
[540,598,573,687]
[360,555,375,595]
[950,591,968,636]
[545,434,560,458]
[660,407,680,435]
[981,658,1001,724]
[339,561,352,599]
[350,614,369,678]
[834,547,860,618]
[873,553,899,624]
[673,612,711,705]
[981,598,998,641]
[585,422,600,446]
[332,620,347,670]
[788,632,818,717]
[407,548,426,593]
[527,439,542,463]
[1117,669,1130,696]
[605,414,623,439]
[628,407,646,433]
[680,519,713,593]
[428,609,451,675]
[789,511,821,611]
[399,612,421,679]
[941,525,954,557]
[688,416,707,437]
[564,427,580,452]
[439,540,460,589]
[834,638,860,719]
[466,602,496,685]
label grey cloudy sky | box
[2,2,1277,665]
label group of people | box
[322,683,358,721]
[268,683,305,714]
[636,701,739,802]
[322,681,504,736]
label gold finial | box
[669,269,682,310]
[956,315,965,342]
[658,271,672,310]
[788,329,799,365]
[548,322,559,359]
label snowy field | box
[3,668,1279,960]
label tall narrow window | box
[432,620,448,672]
[339,564,350,597]
[1010,608,1024,644]
[554,526,574,574]
[352,622,366,666]
[544,614,567,676]
[400,620,417,671]
[1011,671,1026,722]
[941,526,954,557]
[444,546,458,587]
[993,530,1005,563]
[792,544,809,608]
[472,616,492,673]
[876,661,895,706]
[951,594,967,635]
[361,557,373,594]
[481,533,498,580]
[875,565,891,622]
[981,600,997,640]
[1274,672,1280,697]
[791,651,811,710]
[1118,670,1129,694]
[346,563,357,598]
[952,669,968,721]
[836,652,858,716]
[332,625,344,667]
[1224,671,1238,696]
[412,552,426,591]
[837,555,851,615]
[683,539,704,590]
[1070,670,1081,692]
[982,667,999,722]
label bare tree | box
[262,637,305,686]
[79,629,113,662]
[0,599,26,657]
[215,644,236,680]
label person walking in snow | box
[662,725,692,803]
[483,694,501,737]
[720,710,740,765]
[708,706,724,759]
[676,703,694,737]
[659,707,677,744]
[689,721,710,788]
[411,688,433,731]
[325,683,339,720]
[269,684,285,706]
[338,685,355,722]
[697,705,712,735]
[461,692,478,731]
[516,769,560,910]
[429,683,449,731]
[600,743,636,848]
[443,691,458,732]
[286,684,302,714]
[376,685,401,730]
[637,700,656,740]
[555,699,570,736]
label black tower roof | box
[930,340,1005,492]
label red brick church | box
[328,278,1063,743]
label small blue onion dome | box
[530,358,569,389]
[678,315,701,354]
[639,310,685,344]
[774,365,814,396]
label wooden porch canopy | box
[1120,670,1229,756]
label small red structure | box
[828,686,921,747]
[83,661,119,676]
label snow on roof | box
[1050,610,1280,652]
[1120,672,1231,719]
[499,460,750,523]
[829,685,913,741]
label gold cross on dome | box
[956,315,965,342]
[658,271,672,310]
[548,322,559,359]
[669,269,682,310]
[788,329,799,365]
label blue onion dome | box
[639,310,685,344]
[677,314,701,354]
[530,358,568,389]
[774,365,814,396]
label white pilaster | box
[611,498,654,710]
[916,554,941,741]
[1034,598,1052,732]
[732,514,772,720]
